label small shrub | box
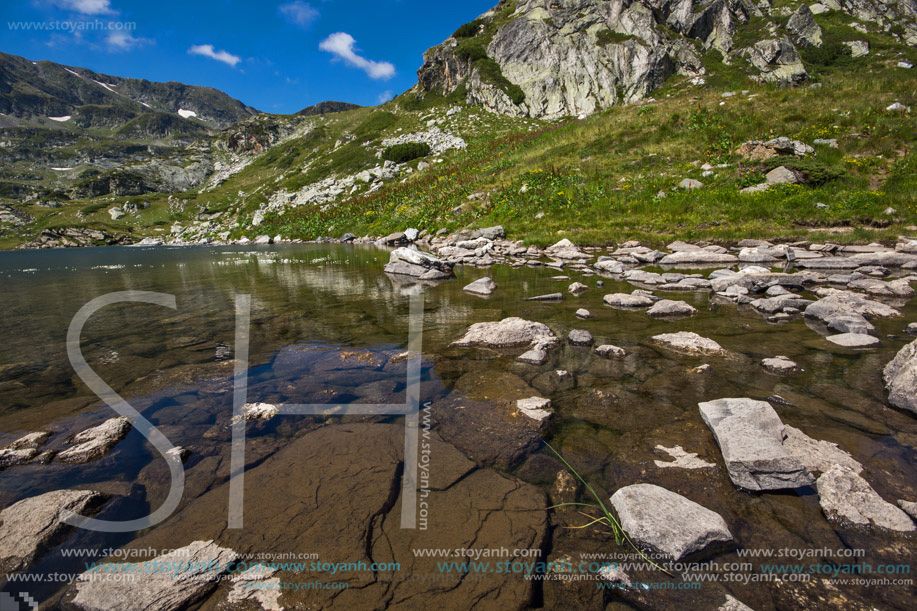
[596,29,635,46]
[453,19,483,38]
[454,39,488,62]
[763,157,846,186]
[383,142,432,164]
[79,202,107,216]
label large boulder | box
[68,540,239,610]
[817,465,915,532]
[804,290,901,324]
[383,247,455,280]
[884,339,917,415]
[698,398,814,491]
[787,4,823,47]
[0,490,108,576]
[450,317,557,349]
[609,484,734,561]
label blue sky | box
[2,0,497,113]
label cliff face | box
[414,0,917,119]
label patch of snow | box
[65,68,80,77]
[92,79,117,93]
[48,115,71,122]
[177,109,198,119]
[51,167,73,171]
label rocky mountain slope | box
[412,0,917,119]
[0,0,915,249]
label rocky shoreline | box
[1,231,916,610]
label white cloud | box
[378,90,394,104]
[105,31,152,51]
[188,44,242,67]
[46,0,115,15]
[319,32,395,80]
[278,1,319,28]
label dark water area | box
[0,244,914,610]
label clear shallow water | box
[0,244,915,609]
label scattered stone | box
[575,308,593,319]
[762,356,802,374]
[805,290,901,323]
[659,251,739,265]
[568,282,588,295]
[679,178,704,190]
[817,465,915,531]
[0,432,51,468]
[516,397,554,422]
[652,332,727,356]
[698,398,814,491]
[545,238,591,261]
[517,348,548,366]
[886,102,909,112]
[595,345,626,359]
[844,40,870,57]
[463,277,497,296]
[57,417,132,464]
[825,313,876,335]
[884,339,917,415]
[647,299,697,318]
[253,234,272,245]
[691,364,712,374]
[0,490,108,575]
[826,333,881,348]
[384,247,454,280]
[654,445,716,470]
[907,323,917,336]
[898,61,914,69]
[736,137,813,160]
[524,293,563,302]
[609,484,734,561]
[816,202,830,210]
[568,329,594,346]
[451,317,557,349]
[604,293,654,308]
[766,166,802,185]
[69,540,240,610]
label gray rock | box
[57,417,132,464]
[762,356,802,374]
[804,290,901,323]
[907,323,917,336]
[568,329,594,346]
[451,317,557,349]
[253,234,272,245]
[463,277,497,296]
[568,282,588,295]
[646,299,697,318]
[659,251,739,265]
[652,332,726,356]
[603,293,654,308]
[884,339,917,415]
[816,465,915,531]
[787,4,823,47]
[698,398,814,491]
[404,227,420,241]
[595,345,626,359]
[844,40,870,57]
[340,232,357,242]
[826,333,881,348]
[0,432,51,468]
[524,293,563,302]
[679,178,704,190]
[575,308,593,319]
[719,594,756,611]
[740,38,808,84]
[825,313,876,335]
[473,225,505,240]
[765,166,801,185]
[0,490,107,575]
[898,500,917,521]
[516,397,554,422]
[384,247,455,280]
[736,137,814,159]
[517,349,548,366]
[609,484,734,561]
[782,425,863,475]
[69,540,240,610]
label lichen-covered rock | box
[816,465,915,531]
[787,4,823,47]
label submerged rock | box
[826,333,880,348]
[698,398,813,491]
[0,431,51,468]
[575,308,593,319]
[568,329,594,346]
[804,290,901,323]
[57,416,132,464]
[463,276,497,296]
[595,345,626,359]
[69,540,239,610]
[816,465,915,532]
[652,332,726,356]
[782,425,863,475]
[659,251,739,265]
[568,282,589,295]
[384,247,455,280]
[451,317,557,349]
[609,484,734,561]
[884,339,917,415]
[762,356,802,374]
[653,445,716,470]
[0,489,107,576]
